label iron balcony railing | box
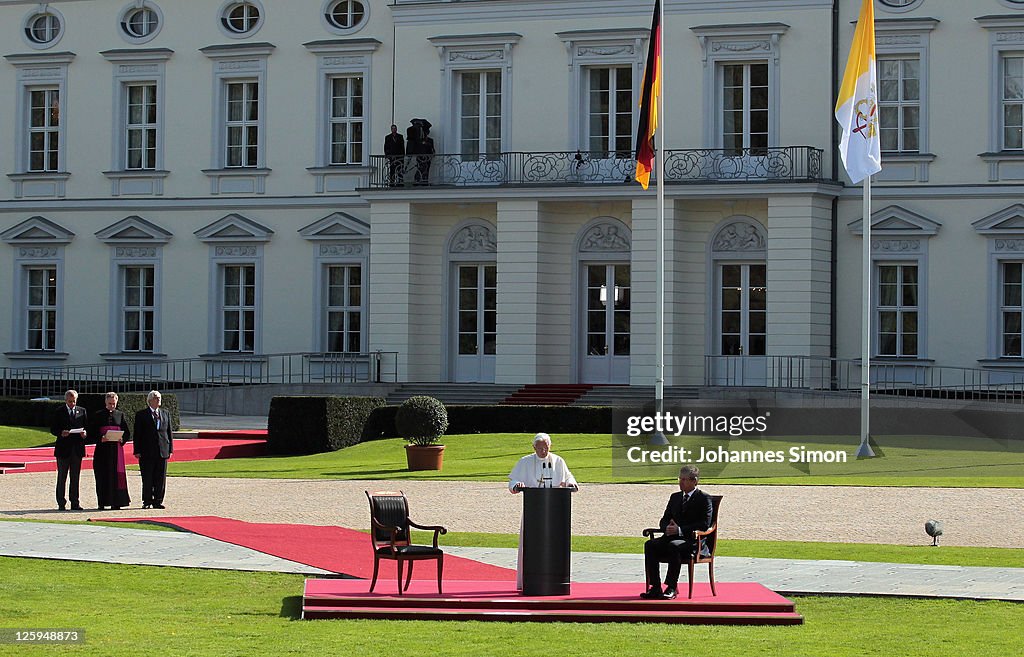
[704,354,1024,405]
[369,146,826,189]
[0,351,399,400]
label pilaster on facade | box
[495,200,540,384]
[629,196,675,386]
[766,194,833,366]
[368,201,414,382]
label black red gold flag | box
[634,0,661,190]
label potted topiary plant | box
[396,395,448,471]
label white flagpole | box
[654,0,666,441]
[858,175,875,457]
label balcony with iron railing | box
[368,146,828,189]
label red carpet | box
[103,516,515,582]
[0,438,267,474]
[302,579,803,624]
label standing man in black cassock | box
[640,464,713,600]
[50,389,88,511]
[384,123,405,186]
[133,390,173,509]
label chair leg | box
[437,554,444,595]
[396,560,404,595]
[687,562,695,599]
[708,561,717,597]
[369,556,380,593]
[404,560,414,591]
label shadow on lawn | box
[280,595,303,619]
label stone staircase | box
[384,383,702,407]
[500,384,594,405]
[573,385,700,407]
[385,383,520,406]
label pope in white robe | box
[508,432,578,590]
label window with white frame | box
[1002,55,1024,151]
[25,266,58,351]
[876,263,919,357]
[226,81,259,167]
[324,0,366,32]
[429,34,519,155]
[28,88,60,172]
[720,62,769,155]
[1000,262,1023,357]
[324,264,362,352]
[121,265,155,352]
[125,84,158,170]
[586,67,632,158]
[119,3,163,43]
[220,1,262,37]
[201,43,273,190]
[329,76,363,165]
[22,8,64,49]
[692,24,787,152]
[878,57,920,153]
[220,263,256,352]
[458,70,501,159]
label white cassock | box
[508,453,578,590]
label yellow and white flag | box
[835,0,881,183]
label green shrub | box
[267,395,385,455]
[0,393,179,433]
[395,396,448,445]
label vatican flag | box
[835,0,881,183]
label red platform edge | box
[0,438,267,474]
[301,579,804,625]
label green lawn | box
[0,556,1020,656]
[167,432,1024,487]
[0,426,53,450]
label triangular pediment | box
[973,204,1024,235]
[298,212,370,241]
[848,205,941,236]
[194,213,274,243]
[95,216,173,244]
[1,216,74,244]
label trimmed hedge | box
[363,404,613,440]
[0,393,180,434]
[267,395,385,455]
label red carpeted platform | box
[0,438,267,475]
[102,516,515,582]
[302,579,804,625]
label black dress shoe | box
[58,505,66,511]
[639,587,665,600]
[663,588,678,600]
[153,503,166,509]
[142,503,152,509]
[70,505,84,511]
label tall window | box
[587,67,632,157]
[226,81,259,167]
[458,71,501,159]
[122,266,155,352]
[126,84,157,170]
[221,264,256,352]
[26,267,57,351]
[878,57,920,153]
[28,88,60,171]
[1003,55,1024,151]
[1001,262,1023,357]
[329,76,363,165]
[324,264,362,352]
[719,263,766,356]
[877,264,918,357]
[721,63,768,155]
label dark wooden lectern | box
[522,487,572,596]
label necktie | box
[152,410,159,426]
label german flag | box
[634,0,661,190]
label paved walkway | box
[1,521,1022,601]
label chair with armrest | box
[365,490,447,595]
[641,494,723,599]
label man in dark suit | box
[50,389,88,511]
[641,464,714,600]
[383,123,405,186]
[133,390,173,509]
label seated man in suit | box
[641,464,713,600]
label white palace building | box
[2,0,1024,392]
